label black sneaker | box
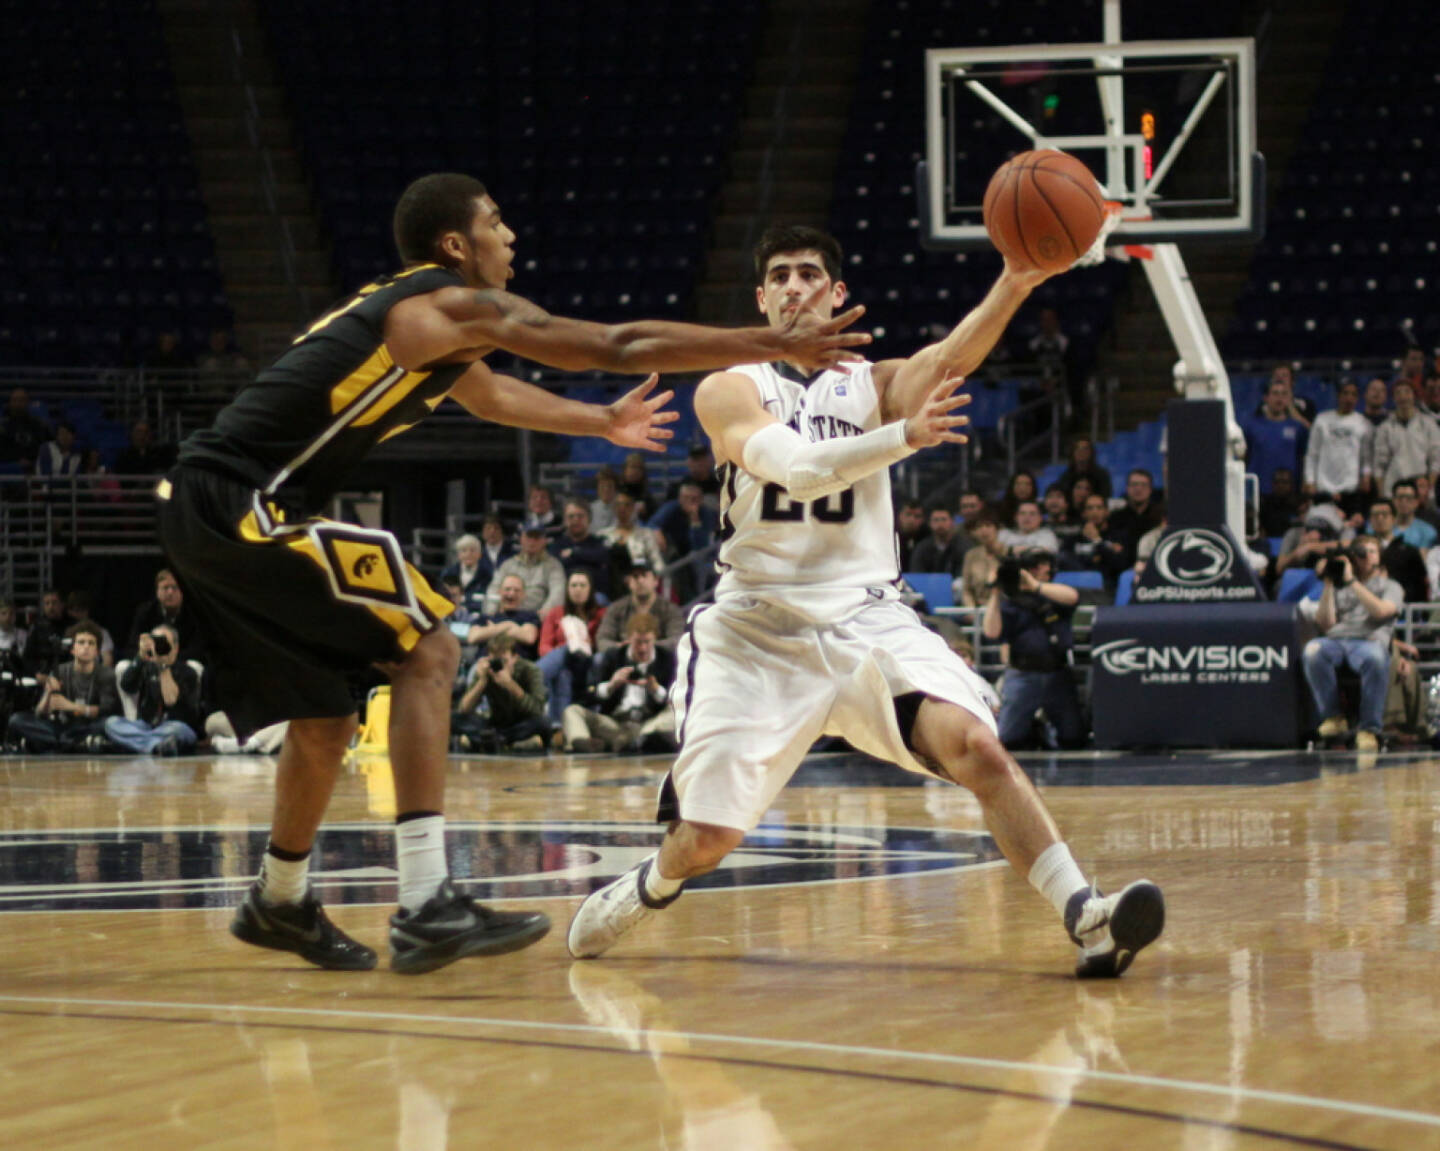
[230,884,378,970]
[1065,880,1165,979]
[389,879,551,975]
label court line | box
[0,992,1434,1133]
[0,1007,1369,1151]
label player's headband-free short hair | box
[753,225,843,284]
[393,173,489,266]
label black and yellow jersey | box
[178,264,469,512]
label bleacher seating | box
[1,2,229,367]
[1225,1,1440,361]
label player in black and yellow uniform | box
[159,172,870,975]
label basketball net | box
[1071,201,1153,267]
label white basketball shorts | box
[667,593,998,831]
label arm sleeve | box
[741,420,915,503]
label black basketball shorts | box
[156,466,453,736]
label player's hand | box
[1001,256,1055,288]
[902,374,971,449]
[774,305,872,368]
[605,374,679,452]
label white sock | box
[396,815,449,913]
[643,854,684,903]
[257,846,310,905]
[1028,842,1090,918]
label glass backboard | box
[923,39,1262,248]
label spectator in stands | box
[1258,364,1314,426]
[476,515,515,590]
[1063,493,1131,588]
[618,451,655,516]
[982,548,1085,750]
[1367,499,1428,606]
[65,590,114,668]
[450,633,550,754]
[561,613,676,754]
[601,490,665,585]
[1041,484,1080,551]
[440,576,485,684]
[1361,377,1391,427]
[0,387,51,469]
[22,588,70,674]
[1068,475,1095,518]
[957,488,987,522]
[143,330,193,372]
[664,444,721,509]
[1275,515,1341,578]
[550,499,612,598]
[537,569,605,724]
[101,624,202,755]
[1259,468,1302,538]
[649,479,719,603]
[960,513,1006,607]
[1372,381,1440,497]
[114,419,177,475]
[1389,480,1437,550]
[1300,536,1403,752]
[999,500,1060,555]
[896,498,929,571]
[521,484,559,536]
[486,525,565,614]
[589,467,619,532]
[1109,468,1164,543]
[910,504,968,580]
[596,561,684,653]
[0,597,27,665]
[1421,375,1440,419]
[467,573,542,661]
[997,471,1037,528]
[124,568,205,663]
[34,421,81,480]
[6,622,118,754]
[79,448,121,502]
[1245,378,1309,494]
[1411,474,1440,531]
[1303,378,1373,517]
[1395,346,1427,390]
[1056,436,1112,500]
[438,533,489,613]
[1028,306,1070,392]
[195,327,252,389]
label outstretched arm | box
[695,370,970,502]
[387,287,870,375]
[448,361,678,451]
[875,259,1051,422]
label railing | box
[995,389,1066,477]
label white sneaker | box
[1064,880,1165,978]
[1316,716,1349,739]
[567,856,681,959]
[211,735,242,754]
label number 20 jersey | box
[714,360,901,619]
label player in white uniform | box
[569,226,1164,977]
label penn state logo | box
[1153,529,1234,587]
[0,821,1002,912]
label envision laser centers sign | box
[1093,638,1289,685]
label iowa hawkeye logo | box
[0,822,1002,912]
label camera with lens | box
[1323,544,1363,584]
[995,556,1024,598]
[487,656,505,673]
[148,631,173,658]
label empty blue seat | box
[901,572,954,611]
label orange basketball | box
[982,150,1107,273]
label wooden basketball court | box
[1,746,1436,1149]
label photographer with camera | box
[982,549,1086,750]
[6,622,119,753]
[1299,535,1404,751]
[100,624,202,755]
[450,633,551,753]
[561,612,676,753]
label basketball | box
[982,150,1107,273]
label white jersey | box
[714,360,900,619]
